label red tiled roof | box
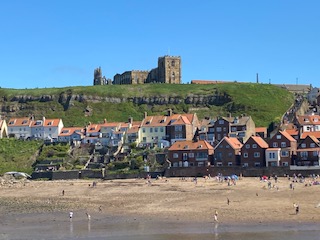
[59,127,84,136]
[285,129,299,136]
[44,118,61,127]
[169,140,213,151]
[296,115,320,125]
[280,130,297,142]
[126,126,139,134]
[300,131,320,139]
[255,127,267,133]
[251,136,269,148]
[86,124,101,133]
[224,137,243,149]
[8,118,32,127]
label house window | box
[216,127,222,132]
[313,151,318,157]
[301,143,306,148]
[228,153,233,158]
[245,144,250,149]
[150,128,153,133]
[188,153,194,158]
[254,162,261,167]
[175,126,182,131]
[226,145,230,148]
[155,128,158,132]
[243,153,248,158]
[276,135,281,139]
[160,127,164,132]
[254,152,260,158]
[282,162,289,166]
[252,144,257,148]
[243,163,248,167]
[183,153,188,160]
[219,120,224,124]
[310,143,315,148]
[228,162,233,166]
[173,153,179,158]
[281,142,286,148]
[142,128,146,133]
[173,162,178,167]
[231,127,237,132]
[269,152,275,159]
[223,127,227,132]
[143,137,146,142]
[281,151,289,157]
[273,142,278,147]
[300,151,308,158]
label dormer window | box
[35,121,42,125]
[22,120,28,124]
[47,121,53,126]
[9,121,14,125]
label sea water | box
[1,216,319,240]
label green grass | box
[0,139,43,174]
[0,83,294,128]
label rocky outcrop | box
[0,91,232,116]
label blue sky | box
[0,0,319,89]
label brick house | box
[268,130,297,166]
[241,136,269,167]
[168,140,214,167]
[214,137,243,166]
[214,115,255,145]
[296,135,320,166]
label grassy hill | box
[0,83,294,127]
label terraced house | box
[168,139,214,167]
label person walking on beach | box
[293,203,299,214]
[227,198,230,205]
[62,190,65,196]
[214,210,219,222]
[69,211,73,220]
[86,212,91,220]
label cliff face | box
[0,92,232,114]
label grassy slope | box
[0,83,294,127]
[0,139,43,174]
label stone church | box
[93,55,181,85]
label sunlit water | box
[1,213,319,240]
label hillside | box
[0,83,294,127]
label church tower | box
[93,67,105,85]
[157,56,181,84]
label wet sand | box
[0,176,320,239]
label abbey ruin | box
[93,55,181,85]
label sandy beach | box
[0,176,320,225]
